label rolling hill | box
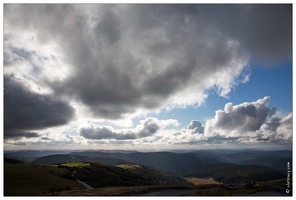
[239,156,292,171]
[69,162,192,188]
[4,162,192,196]
[30,149,292,174]
[4,157,26,164]
[32,154,128,165]
[182,163,286,184]
[65,151,223,173]
[197,150,292,171]
[4,149,291,196]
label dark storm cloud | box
[4,4,292,120]
[196,4,292,64]
[95,8,121,44]
[4,75,75,139]
[4,130,39,139]
[80,118,160,140]
[245,4,292,63]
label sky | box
[3,4,293,151]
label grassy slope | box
[69,151,222,173]
[72,162,191,188]
[4,164,85,196]
[54,185,192,196]
[4,162,190,196]
[55,179,289,196]
[4,162,289,196]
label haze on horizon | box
[3,4,292,151]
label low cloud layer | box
[80,118,177,140]
[4,97,292,147]
[79,97,292,145]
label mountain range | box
[5,149,292,173]
[4,149,291,195]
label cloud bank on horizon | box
[4,4,292,149]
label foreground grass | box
[263,179,290,187]
[4,163,289,196]
[188,179,289,196]
[189,184,266,196]
[54,181,280,196]
[4,164,85,196]
[53,179,289,196]
[53,185,192,196]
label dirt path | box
[73,169,93,189]
[76,178,93,189]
